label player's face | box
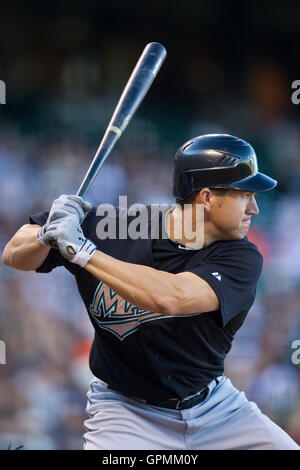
[209,189,259,240]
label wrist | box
[71,247,97,268]
[67,238,97,267]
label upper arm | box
[171,271,220,315]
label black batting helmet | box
[172,134,277,200]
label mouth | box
[241,218,251,228]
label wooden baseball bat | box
[76,42,167,198]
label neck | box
[166,205,217,249]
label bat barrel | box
[109,42,167,132]
[76,42,167,199]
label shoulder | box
[189,236,263,282]
[206,237,262,260]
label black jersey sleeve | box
[186,240,263,327]
[29,210,79,275]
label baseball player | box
[2,134,299,450]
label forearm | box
[2,224,50,271]
[85,250,180,314]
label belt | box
[132,377,220,410]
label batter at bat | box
[3,134,299,450]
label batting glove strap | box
[70,239,97,268]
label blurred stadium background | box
[0,0,300,449]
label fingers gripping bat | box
[76,42,167,198]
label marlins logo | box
[89,281,167,340]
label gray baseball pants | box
[83,375,299,450]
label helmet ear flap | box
[173,167,195,200]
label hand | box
[47,194,92,224]
[43,215,96,267]
[38,195,92,247]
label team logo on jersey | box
[89,281,167,340]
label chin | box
[239,228,249,238]
[217,225,248,241]
[227,228,248,240]
[233,233,245,240]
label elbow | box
[1,245,31,271]
[2,245,11,266]
[153,275,188,316]
[154,277,194,316]
[154,291,182,316]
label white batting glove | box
[43,215,97,267]
[38,195,92,247]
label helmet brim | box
[225,172,277,192]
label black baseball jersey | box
[29,206,263,401]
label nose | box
[246,195,259,216]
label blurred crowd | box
[0,47,300,448]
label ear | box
[195,188,213,212]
